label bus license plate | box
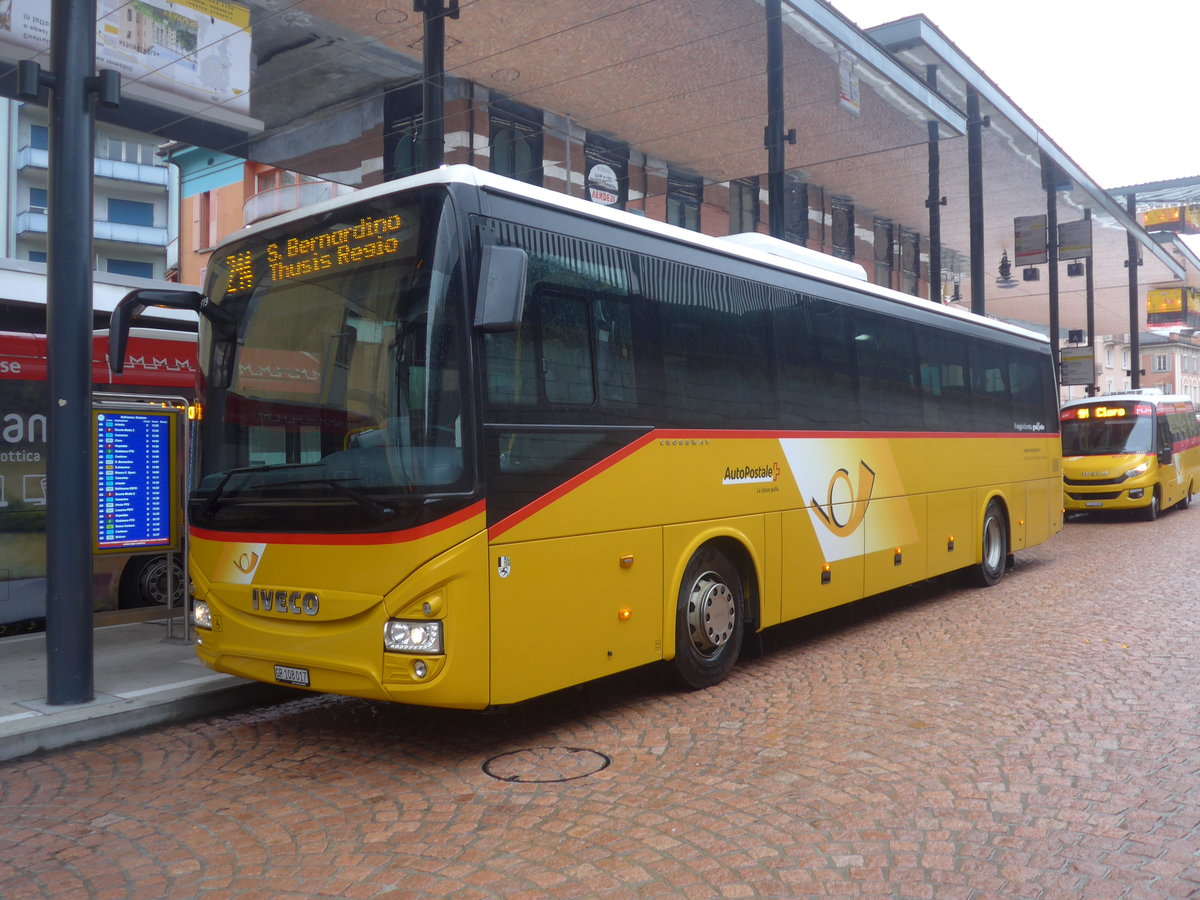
[274,665,310,686]
[1085,501,1103,507]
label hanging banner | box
[838,51,861,116]
[0,0,252,117]
[1059,347,1095,387]
[1014,215,1047,266]
[1058,219,1093,260]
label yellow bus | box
[110,166,1062,708]
[1060,392,1200,520]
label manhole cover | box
[482,746,611,783]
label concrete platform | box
[0,620,290,763]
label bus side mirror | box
[474,245,527,332]
[110,288,237,388]
[1159,447,1174,465]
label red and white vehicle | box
[0,327,196,634]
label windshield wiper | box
[199,464,396,521]
[282,477,398,521]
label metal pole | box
[45,0,98,705]
[1126,193,1141,390]
[1044,155,1060,375]
[765,0,786,240]
[417,0,450,170]
[1084,208,1096,395]
[925,66,943,303]
[966,87,986,316]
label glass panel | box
[969,340,1012,431]
[853,309,920,428]
[107,259,154,278]
[1061,402,1152,454]
[917,328,972,429]
[540,294,594,404]
[194,193,469,532]
[108,198,154,227]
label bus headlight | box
[1123,463,1150,480]
[384,619,443,654]
[193,600,213,630]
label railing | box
[17,210,167,247]
[19,145,168,187]
[243,181,357,225]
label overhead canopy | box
[4,0,1186,337]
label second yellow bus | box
[1060,392,1200,520]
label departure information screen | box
[93,409,180,554]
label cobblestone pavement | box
[3,510,1200,899]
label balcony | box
[244,181,356,225]
[16,210,167,247]
[18,145,168,187]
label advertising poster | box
[0,0,251,116]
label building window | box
[1122,349,1130,369]
[783,176,808,244]
[872,218,893,288]
[666,171,702,231]
[383,83,424,181]
[196,191,214,251]
[1153,354,1170,373]
[387,118,423,180]
[831,197,854,260]
[1105,346,1113,367]
[31,124,48,150]
[490,98,542,186]
[730,177,759,233]
[29,187,47,213]
[107,258,154,279]
[255,169,299,194]
[102,137,160,166]
[108,198,154,227]
[900,230,920,295]
[29,250,46,263]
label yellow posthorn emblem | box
[812,461,876,537]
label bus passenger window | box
[539,293,594,405]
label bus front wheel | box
[973,500,1008,587]
[1142,489,1160,522]
[671,546,745,690]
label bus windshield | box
[1060,401,1154,456]
[191,190,470,533]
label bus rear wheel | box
[973,499,1008,587]
[671,546,745,690]
[119,555,186,609]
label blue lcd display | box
[94,410,177,552]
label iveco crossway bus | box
[107,165,1063,708]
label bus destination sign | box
[222,214,412,295]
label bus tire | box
[118,555,186,609]
[1182,483,1193,510]
[671,545,745,690]
[1142,489,1160,522]
[973,499,1008,587]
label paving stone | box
[4,513,1200,897]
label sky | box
[828,0,1199,189]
